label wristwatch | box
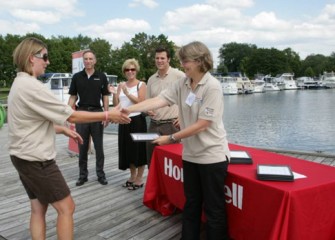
[169,134,177,143]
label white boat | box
[229,72,254,94]
[321,71,335,88]
[274,73,298,90]
[218,76,238,95]
[263,75,280,91]
[41,73,118,106]
[253,79,265,93]
[296,77,321,89]
[40,73,72,103]
[240,76,254,94]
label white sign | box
[72,50,88,74]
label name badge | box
[186,92,196,106]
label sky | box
[1,0,335,67]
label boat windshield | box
[50,78,71,89]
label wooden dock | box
[0,124,334,240]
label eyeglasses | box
[34,53,49,62]
[180,59,195,65]
[124,68,136,72]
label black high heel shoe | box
[122,181,134,188]
[128,183,144,190]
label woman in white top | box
[113,58,147,190]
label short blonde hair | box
[178,41,213,73]
[122,58,140,74]
[13,37,47,75]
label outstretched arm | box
[122,96,168,115]
[152,118,211,146]
[67,104,131,124]
[54,125,83,144]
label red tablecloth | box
[143,143,335,240]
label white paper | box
[130,133,159,141]
[231,151,250,158]
[293,171,307,179]
[258,165,292,176]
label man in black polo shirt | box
[68,50,110,186]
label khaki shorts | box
[10,155,70,205]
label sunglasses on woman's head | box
[124,68,136,72]
[34,53,49,62]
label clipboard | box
[257,164,294,181]
[130,133,160,142]
[230,151,253,164]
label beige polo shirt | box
[160,72,230,164]
[8,72,74,162]
[146,67,185,120]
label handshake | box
[108,104,132,124]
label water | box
[106,89,335,154]
[223,89,335,154]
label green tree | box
[89,38,113,74]
[47,36,78,73]
[300,54,328,77]
[110,43,141,82]
[328,52,335,69]
[243,47,301,78]
[304,67,314,77]
[110,33,178,82]
[129,32,178,80]
[325,52,335,72]
[73,34,92,50]
[218,42,257,74]
[0,34,22,86]
[244,48,284,77]
[282,48,301,76]
[2,33,335,89]
[216,60,228,75]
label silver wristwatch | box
[169,134,177,143]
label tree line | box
[217,42,335,78]
[1,32,335,87]
[0,32,179,87]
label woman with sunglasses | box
[112,58,147,190]
[8,37,130,239]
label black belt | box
[77,106,102,111]
[151,118,176,125]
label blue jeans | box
[182,160,229,240]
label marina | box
[0,124,334,239]
[1,85,334,155]
[105,88,335,155]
